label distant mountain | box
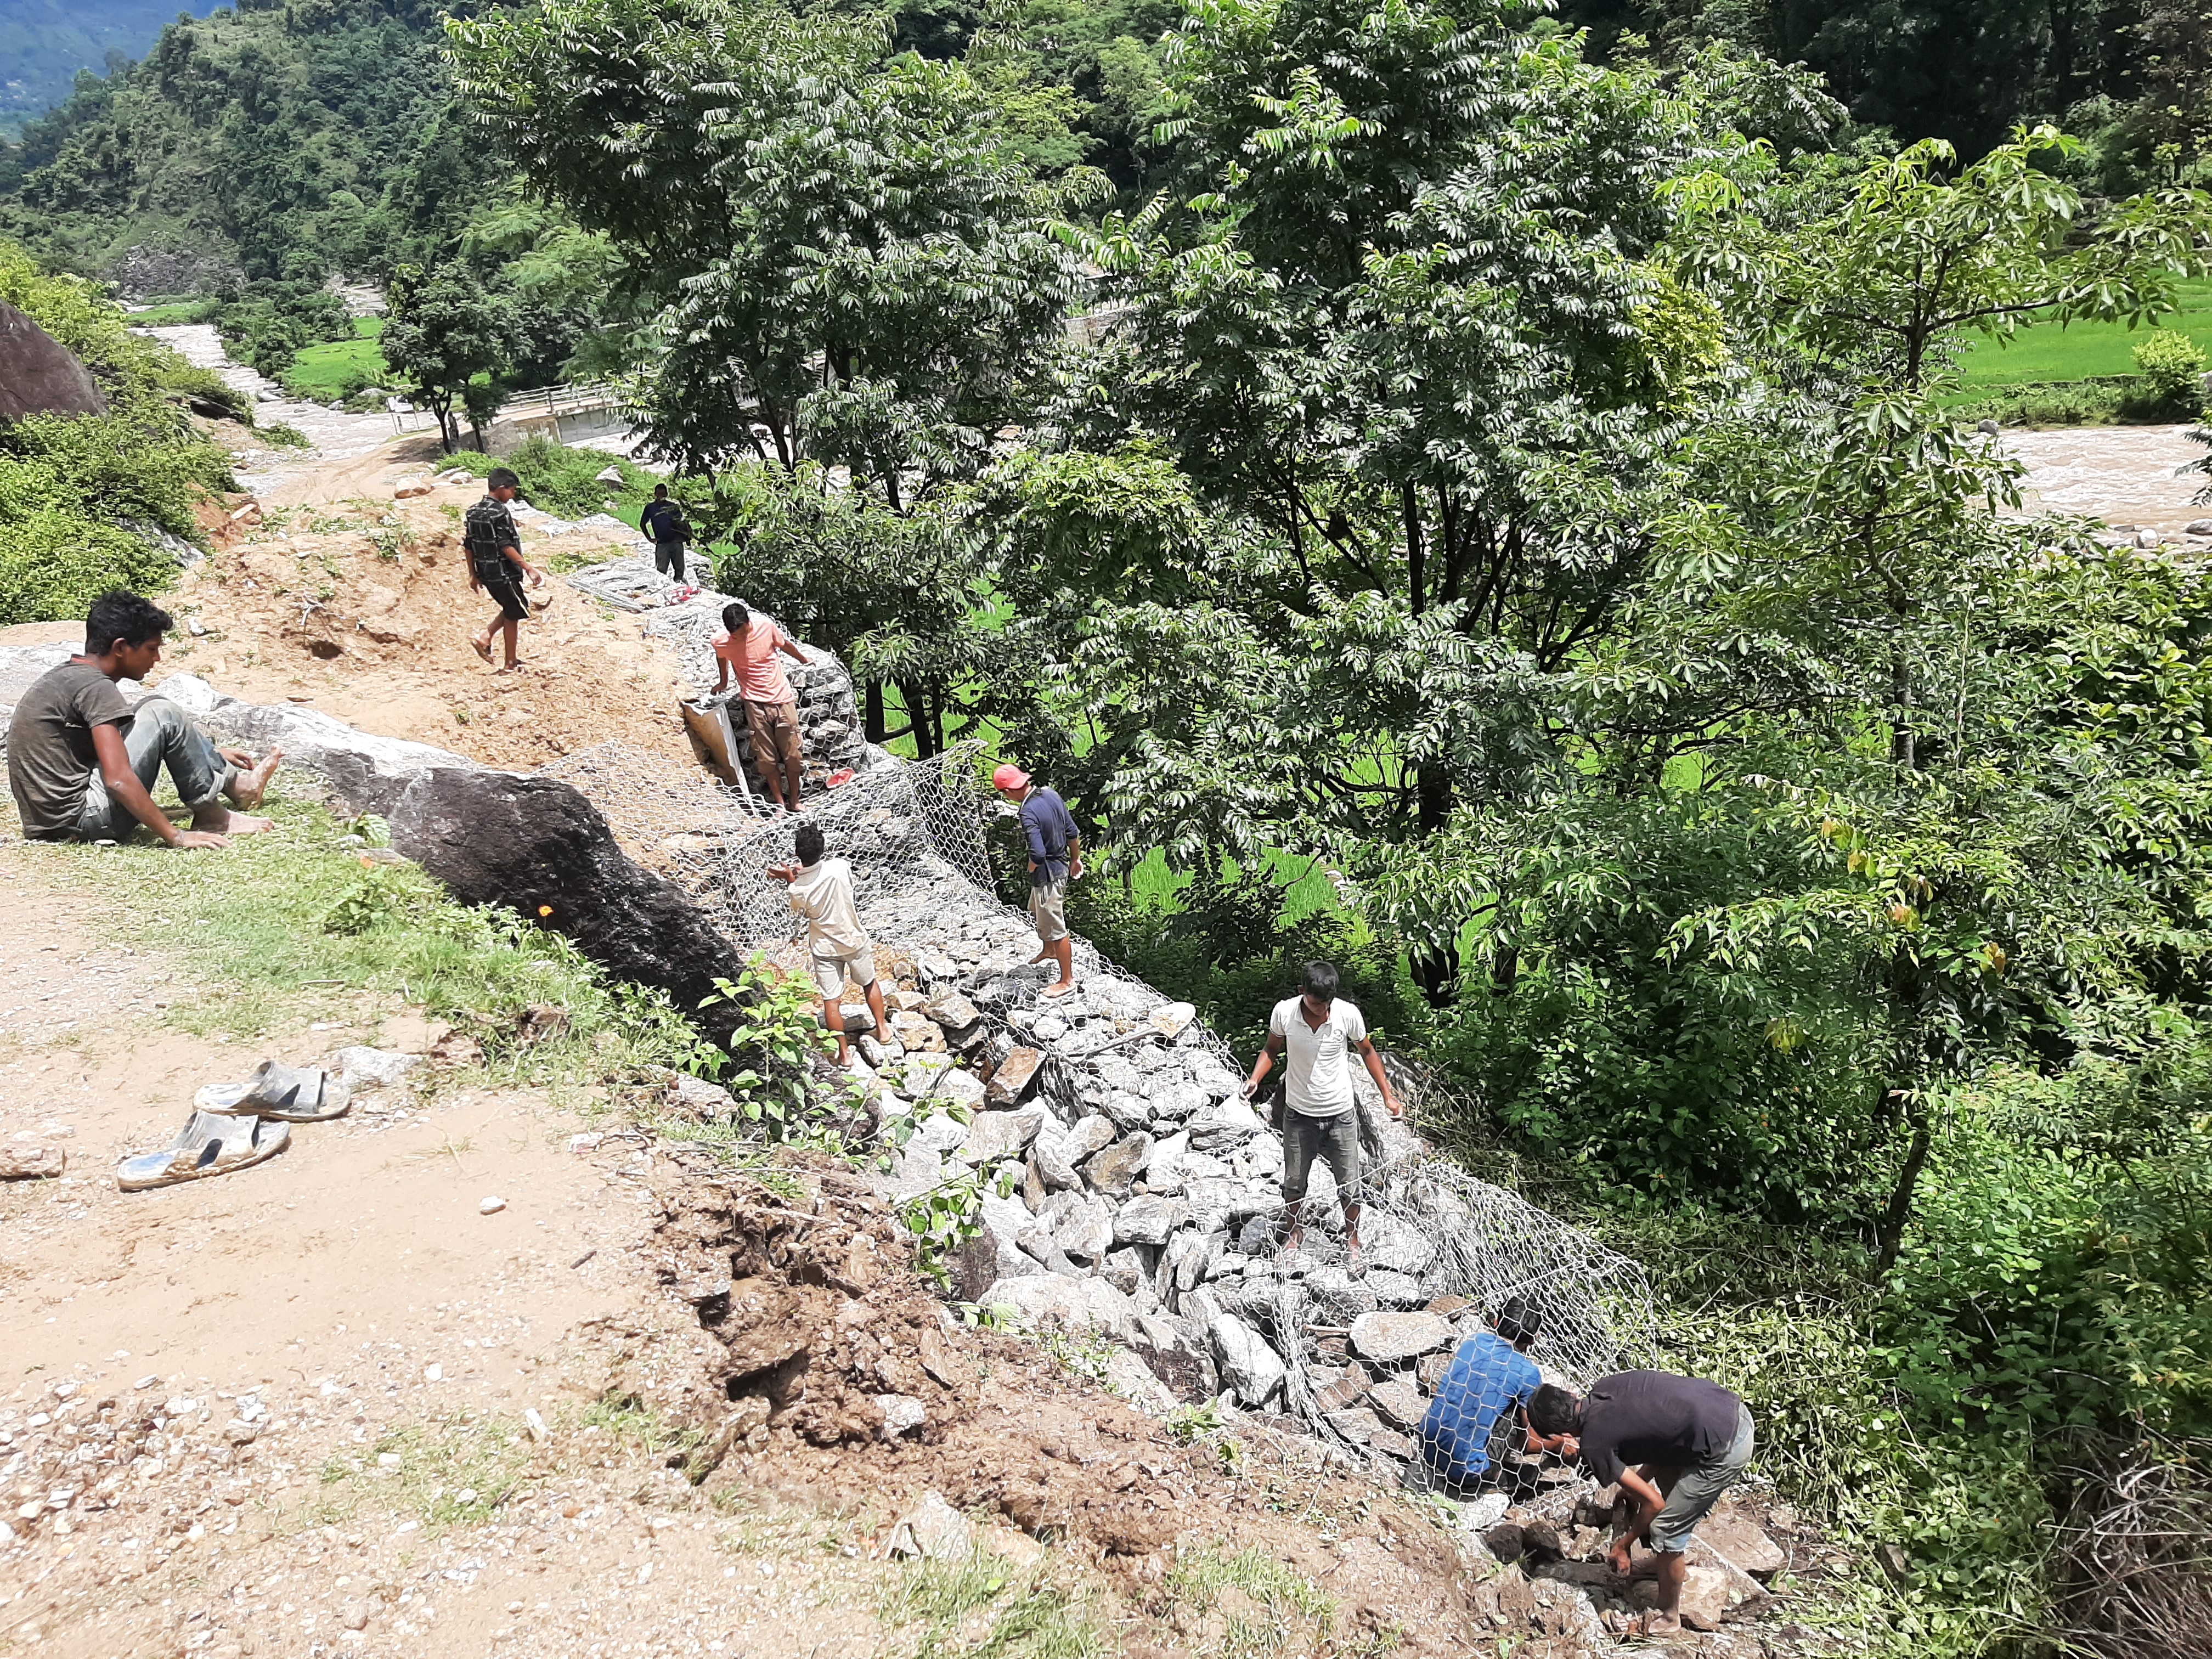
[0,0,468,287]
[0,1,225,137]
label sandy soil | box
[146,481,700,774]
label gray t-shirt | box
[7,659,131,841]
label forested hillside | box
[0,0,219,138]
[0,0,462,288]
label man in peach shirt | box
[713,600,810,811]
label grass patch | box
[1159,1547,1334,1658]
[308,1410,531,1533]
[882,1549,1104,1659]
[43,789,712,1093]
[573,1392,706,1462]
[278,315,388,402]
[1955,286,2212,388]
[131,298,222,326]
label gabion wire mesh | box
[539,730,1655,1472]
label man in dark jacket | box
[1527,1372,1756,1635]
[639,484,692,583]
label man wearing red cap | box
[992,763,1082,1000]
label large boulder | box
[161,680,752,1037]
[0,302,106,422]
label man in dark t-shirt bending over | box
[7,591,281,848]
[1527,1370,1756,1636]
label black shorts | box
[476,562,531,621]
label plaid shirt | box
[463,494,523,580]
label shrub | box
[2130,330,2207,419]
[444,435,658,519]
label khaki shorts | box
[811,947,877,998]
[744,698,802,770]
[1029,876,1070,943]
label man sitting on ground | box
[770,821,885,1068]
[712,601,810,812]
[1526,1370,1757,1637]
[464,466,548,672]
[1415,1295,1547,1499]
[990,763,1082,999]
[1243,958,1400,1259]
[7,591,280,849]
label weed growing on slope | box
[49,791,713,1095]
[883,1549,1104,1659]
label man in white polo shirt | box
[1242,959,1401,1259]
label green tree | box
[380,266,516,452]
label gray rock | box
[874,1393,927,1439]
[958,1105,1044,1165]
[332,1046,424,1091]
[1053,1193,1116,1261]
[1065,1114,1118,1160]
[1114,1194,1189,1245]
[979,1274,1138,1344]
[1187,1098,1266,1149]
[1102,1090,1152,1132]
[1101,1247,1147,1295]
[1350,1311,1454,1362]
[888,1490,975,1560]
[1146,1080,1211,1122]
[1364,1268,1426,1308]
[1367,1378,1426,1431]
[1306,1267,1379,1321]
[1358,1211,1437,1277]
[1028,1138,1080,1192]
[1085,1131,1152,1196]
[1207,1310,1286,1407]
[2190,518,2212,537]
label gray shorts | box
[1281,1108,1362,1208]
[1029,876,1069,943]
[1647,1402,1755,1552]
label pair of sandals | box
[117,1062,351,1192]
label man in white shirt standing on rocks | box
[770,820,885,1068]
[1243,959,1401,1261]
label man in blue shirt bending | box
[992,761,1082,1000]
[1417,1295,1545,1498]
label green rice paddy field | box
[1954,280,2212,388]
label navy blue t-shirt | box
[1019,787,1078,885]
[640,498,690,544]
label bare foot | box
[191,807,275,836]
[227,747,284,810]
[1638,1612,1683,1638]
[1346,1230,1363,1267]
[1280,1224,1305,1254]
[1039,978,1079,999]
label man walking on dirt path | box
[713,601,809,812]
[1527,1371,1756,1637]
[991,763,1082,1000]
[1242,959,1400,1260]
[639,483,692,585]
[770,820,887,1068]
[465,466,549,672]
[7,591,281,849]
